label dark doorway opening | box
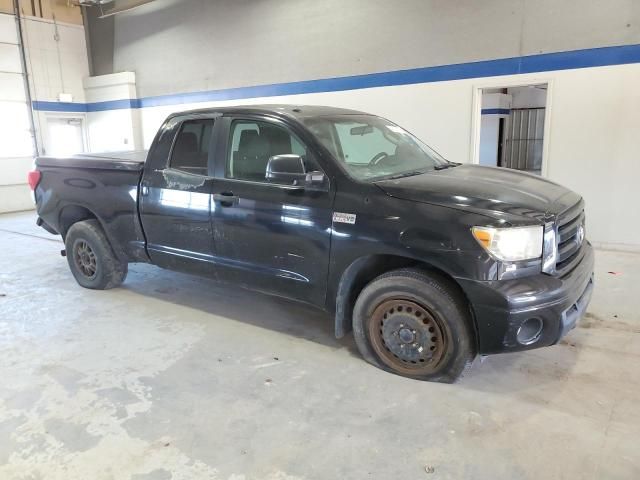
[479,84,548,175]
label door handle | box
[140,181,149,197]
[212,192,238,207]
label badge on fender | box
[333,212,356,224]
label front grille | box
[555,201,586,277]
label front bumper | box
[458,242,595,354]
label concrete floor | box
[0,211,639,480]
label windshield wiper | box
[374,163,459,181]
[433,162,460,170]
[384,170,427,180]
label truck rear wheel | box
[64,219,127,290]
[352,269,475,383]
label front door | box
[210,116,334,307]
[139,116,217,275]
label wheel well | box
[334,255,476,342]
[58,205,98,238]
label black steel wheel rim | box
[73,239,97,279]
[368,298,447,375]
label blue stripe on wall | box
[32,99,140,112]
[481,108,511,115]
[32,43,640,112]
[88,99,141,111]
[32,101,88,112]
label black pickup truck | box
[29,105,594,382]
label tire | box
[64,219,128,290]
[352,268,475,383]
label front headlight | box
[471,225,543,261]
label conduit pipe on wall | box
[13,0,40,157]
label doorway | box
[45,116,86,156]
[476,84,548,175]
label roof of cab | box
[166,104,370,120]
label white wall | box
[122,62,639,250]
[24,16,90,155]
[137,82,477,163]
[98,0,640,98]
[84,72,143,152]
[545,65,640,251]
[14,4,638,250]
[0,13,33,213]
[78,0,639,248]
[22,17,88,104]
[0,14,90,214]
[0,157,33,212]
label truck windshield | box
[303,115,450,181]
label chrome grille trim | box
[555,201,586,277]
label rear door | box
[139,114,219,275]
[210,115,334,306]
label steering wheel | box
[368,152,389,166]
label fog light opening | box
[517,317,543,345]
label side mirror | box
[266,154,306,185]
[266,154,326,187]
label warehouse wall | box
[0,0,82,24]
[93,0,640,98]
[0,2,88,214]
[0,11,33,213]
[83,72,143,152]
[26,16,91,157]
[43,0,640,250]
[127,62,639,251]
[83,5,113,76]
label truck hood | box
[374,165,581,225]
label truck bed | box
[35,150,149,264]
[36,151,147,171]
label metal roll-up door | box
[0,12,34,159]
[501,108,545,173]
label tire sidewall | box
[353,273,473,382]
[65,221,119,289]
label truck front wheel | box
[352,269,475,383]
[64,219,128,290]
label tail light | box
[27,170,41,191]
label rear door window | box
[170,119,214,175]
